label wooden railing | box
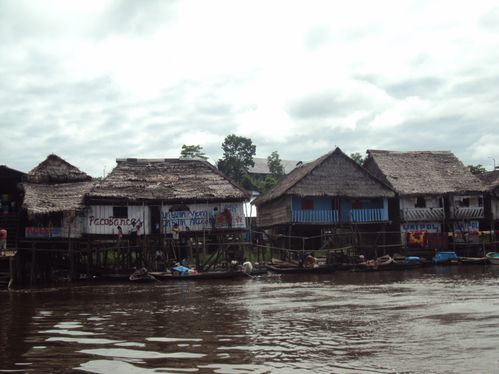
[292,210,339,223]
[292,209,388,223]
[453,207,484,219]
[350,208,387,222]
[402,207,445,221]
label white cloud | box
[1,0,499,175]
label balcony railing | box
[453,206,484,219]
[292,210,339,223]
[292,209,388,224]
[402,207,445,222]
[350,208,387,223]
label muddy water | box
[1,266,499,373]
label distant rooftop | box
[248,158,302,175]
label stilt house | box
[364,150,485,250]
[477,170,499,241]
[0,165,26,248]
[85,158,250,238]
[21,154,95,239]
[253,147,395,251]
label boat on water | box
[459,256,490,265]
[433,251,460,265]
[351,255,428,272]
[129,268,157,283]
[150,266,250,281]
[485,252,499,265]
[266,264,336,274]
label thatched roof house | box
[255,147,395,207]
[88,158,250,204]
[26,154,91,184]
[364,150,484,196]
[477,170,499,196]
[22,154,95,216]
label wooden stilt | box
[30,241,36,287]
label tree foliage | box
[267,150,285,177]
[467,164,486,175]
[217,134,256,183]
[350,152,365,165]
[180,144,208,160]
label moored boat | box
[459,256,489,265]
[485,252,499,265]
[433,251,459,265]
[266,264,336,274]
[129,268,157,283]
[150,269,250,281]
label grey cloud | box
[479,7,499,30]
[287,91,365,119]
[93,0,179,37]
[383,77,444,99]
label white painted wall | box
[161,202,246,233]
[400,195,442,210]
[84,205,149,235]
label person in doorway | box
[129,220,138,245]
[224,208,233,229]
[172,223,180,241]
[210,207,218,230]
[0,228,6,255]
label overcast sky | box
[1,0,499,177]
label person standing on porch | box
[0,228,7,255]
[210,207,218,230]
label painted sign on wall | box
[161,203,246,233]
[401,222,442,233]
[25,227,63,238]
[454,220,480,244]
[84,205,148,235]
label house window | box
[301,199,314,210]
[352,199,363,209]
[415,196,426,208]
[461,198,470,207]
[479,197,483,207]
[113,206,128,218]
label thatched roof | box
[249,158,302,175]
[27,154,91,184]
[22,181,96,216]
[364,150,485,195]
[477,170,499,195]
[0,165,25,178]
[254,147,395,206]
[88,158,250,203]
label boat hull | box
[150,270,249,280]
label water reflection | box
[0,267,499,373]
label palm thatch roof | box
[26,154,91,184]
[22,181,96,216]
[477,170,499,196]
[364,150,485,195]
[88,158,250,203]
[254,147,395,206]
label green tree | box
[350,152,365,165]
[217,134,256,183]
[263,175,278,192]
[180,144,208,160]
[267,150,285,177]
[467,164,486,175]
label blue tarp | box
[171,266,191,276]
[433,251,459,263]
[405,256,421,264]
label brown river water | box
[1,266,499,374]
